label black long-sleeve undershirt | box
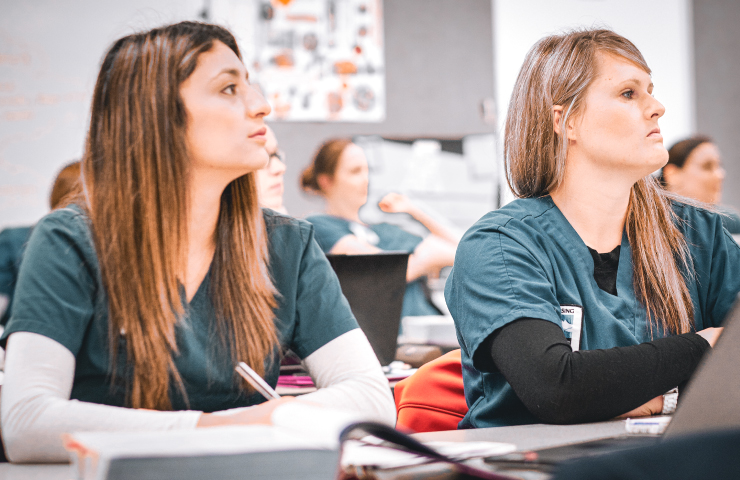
[483,318,710,424]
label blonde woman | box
[0,22,394,463]
[446,29,740,428]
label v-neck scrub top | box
[1,207,359,412]
[445,196,740,428]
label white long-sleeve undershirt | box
[1,328,395,463]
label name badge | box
[560,305,583,352]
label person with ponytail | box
[0,22,394,463]
[445,29,740,428]
[301,139,459,317]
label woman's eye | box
[223,84,236,95]
[621,90,634,99]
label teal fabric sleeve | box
[1,209,97,355]
[676,202,740,329]
[275,218,359,358]
[305,215,353,253]
[445,220,562,373]
[718,205,740,235]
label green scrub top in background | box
[445,196,740,429]
[1,207,359,412]
[0,226,32,325]
[306,214,441,317]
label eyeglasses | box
[267,151,285,168]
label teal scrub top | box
[1,207,359,412]
[445,196,740,429]
[0,226,32,325]
[306,214,441,317]
[718,205,740,234]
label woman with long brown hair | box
[0,22,393,462]
[446,29,740,428]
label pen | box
[236,361,281,401]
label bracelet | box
[662,388,679,415]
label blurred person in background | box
[255,125,287,214]
[301,139,458,317]
[0,160,81,326]
[661,135,740,234]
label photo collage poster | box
[238,0,385,122]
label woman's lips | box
[249,127,267,138]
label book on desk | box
[62,402,516,480]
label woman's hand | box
[616,395,663,419]
[378,193,416,215]
[406,234,457,281]
[697,327,724,347]
[197,397,296,427]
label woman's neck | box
[550,156,634,253]
[325,197,362,223]
[184,174,223,300]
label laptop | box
[326,252,409,367]
[486,293,740,470]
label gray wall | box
[694,0,740,210]
[271,0,496,217]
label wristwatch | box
[662,388,679,415]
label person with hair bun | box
[0,21,394,463]
[301,139,459,318]
[660,136,740,234]
[446,29,740,429]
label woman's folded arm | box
[485,318,710,424]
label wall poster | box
[234,0,385,122]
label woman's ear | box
[552,106,565,136]
[553,105,578,141]
[317,173,332,194]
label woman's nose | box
[271,157,286,175]
[246,85,271,118]
[717,166,726,180]
[648,96,666,119]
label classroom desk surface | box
[413,418,627,451]
[0,419,629,480]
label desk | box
[0,420,629,479]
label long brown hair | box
[82,21,277,410]
[300,138,353,194]
[505,29,694,335]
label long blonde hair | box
[505,29,694,335]
[83,22,277,410]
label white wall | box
[494,0,695,205]
[0,0,202,230]
[0,0,697,228]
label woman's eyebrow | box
[213,68,248,81]
[618,78,653,90]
